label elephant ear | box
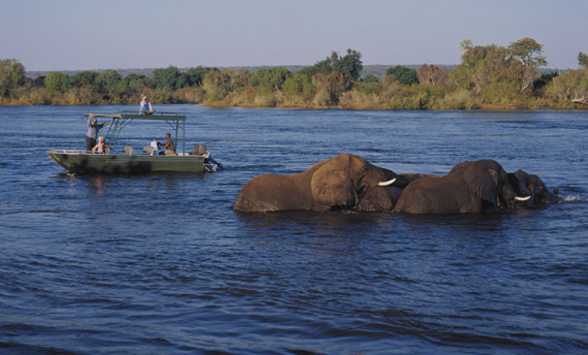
[469,169,499,207]
[310,165,356,208]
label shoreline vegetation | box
[2,38,588,110]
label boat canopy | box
[86,111,187,154]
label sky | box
[1,0,587,72]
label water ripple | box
[0,106,587,354]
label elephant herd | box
[233,153,559,214]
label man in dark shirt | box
[162,133,175,153]
[86,117,113,151]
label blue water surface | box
[0,105,587,355]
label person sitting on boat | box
[161,133,175,154]
[92,136,110,153]
[140,95,154,115]
[86,117,113,151]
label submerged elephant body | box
[234,153,398,212]
[394,160,529,214]
[234,154,557,215]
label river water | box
[0,105,587,354]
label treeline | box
[1,39,588,110]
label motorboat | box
[47,111,221,174]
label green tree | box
[283,72,313,102]
[203,69,235,101]
[300,51,337,77]
[124,73,154,92]
[508,37,547,91]
[362,75,381,83]
[454,42,515,96]
[72,71,98,89]
[153,65,184,91]
[299,49,363,83]
[386,66,419,86]
[182,66,212,87]
[95,70,122,97]
[0,59,26,98]
[44,71,71,92]
[334,49,363,81]
[460,40,473,51]
[251,67,289,90]
[579,52,588,69]
[546,69,588,105]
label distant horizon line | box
[24,63,569,78]
[24,64,456,74]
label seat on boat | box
[189,144,207,155]
[123,146,133,155]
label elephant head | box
[394,160,530,214]
[355,185,404,212]
[508,170,559,206]
[234,153,398,212]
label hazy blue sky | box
[2,0,586,71]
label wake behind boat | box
[47,111,222,175]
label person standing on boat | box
[140,95,154,115]
[86,117,113,151]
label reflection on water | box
[0,105,587,355]
[90,175,106,196]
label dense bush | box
[1,41,587,110]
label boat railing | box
[48,149,114,155]
[117,111,187,119]
[48,149,211,157]
[95,111,187,154]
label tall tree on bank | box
[334,49,363,81]
[300,49,363,83]
[508,37,547,91]
[0,59,26,98]
[579,52,588,69]
[455,41,515,96]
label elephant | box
[393,160,530,214]
[508,169,559,206]
[354,185,404,212]
[233,153,398,212]
[355,173,439,212]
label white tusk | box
[377,178,396,187]
[514,196,531,201]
